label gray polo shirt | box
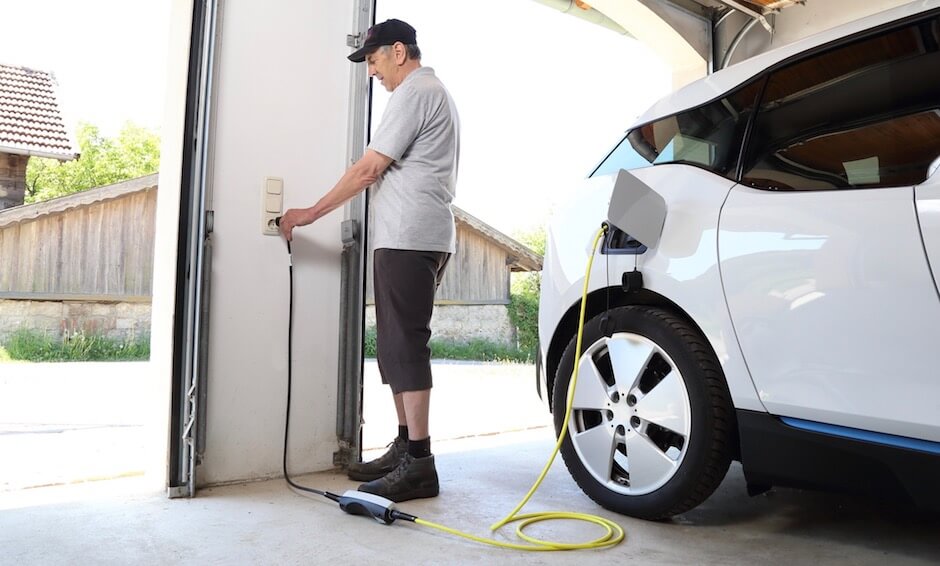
[368,66,460,254]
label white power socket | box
[262,176,283,235]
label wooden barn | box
[0,172,542,347]
[366,206,543,346]
[0,175,157,342]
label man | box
[278,18,459,502]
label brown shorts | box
[373,248,451,393]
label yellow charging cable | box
[411,225,623,550]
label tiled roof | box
[0,63,78,160]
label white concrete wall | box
[199,0,353,485]
[724,0,915,67]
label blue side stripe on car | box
[779,417,940,456]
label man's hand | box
[278,207,315,241]
[277,150,391,243]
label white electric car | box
[538,2,940,520]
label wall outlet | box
[262,176,283,235]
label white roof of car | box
[631,1,939,129]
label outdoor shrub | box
[507,225,545,362]
[508,271,540,362]
[364,326,377,357]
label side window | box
[592,80,763,178]
[742,16,940,191]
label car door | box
[720,185,940,441]
[719,14,940,443]
[916,158,940,296]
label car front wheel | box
[553,306,734,520]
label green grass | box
[1,329,150,362]
[429,338,530,363]
[363,327,531,363]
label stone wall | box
[0,153,27,210]
[3,300,510,348]
[365,304,516,347]
[0,299,151,344]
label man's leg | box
[346,249,415,482]
[398,389,430,440]
[346,389,408,480]
[357,250,448,501]
[394,391,408,429]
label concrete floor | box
[2,427,939,566]
[3,361,939,564]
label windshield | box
[590,133,654,178]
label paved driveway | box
[0,360,545,489]
[362,359,548,450]
[0,362,149,490]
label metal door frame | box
[168,0,222,498]
[335,0,375,468]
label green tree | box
[515,224,546,256]
[508,225,547,361]
[25,122,160,204]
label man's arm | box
[279,149,392,241]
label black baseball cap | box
[348,19,417,63]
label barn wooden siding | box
[365,223,511,305]
[437,227,510,303]
[0,175,538,306]
[0,176,157,300]
[365,208,542,306]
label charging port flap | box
[607,169,666,249]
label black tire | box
[553,306,734,520]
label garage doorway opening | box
[0,0,174,496]
[360,0,671,457]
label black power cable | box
[278,229,340,502]
[277,231,416,525]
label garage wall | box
[200,0,354,485]
[719,0,915,68]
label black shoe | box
[357,453,439,502]
[346,437,407,481]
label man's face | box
[366,45,401,92]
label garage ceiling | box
[653,0,805,18]
[535,1,806,43]
[744,0,804,10]
[533,0,811,84]
[637,0,807,63]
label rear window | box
[742,15,940,191]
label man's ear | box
[394,42,407,64]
